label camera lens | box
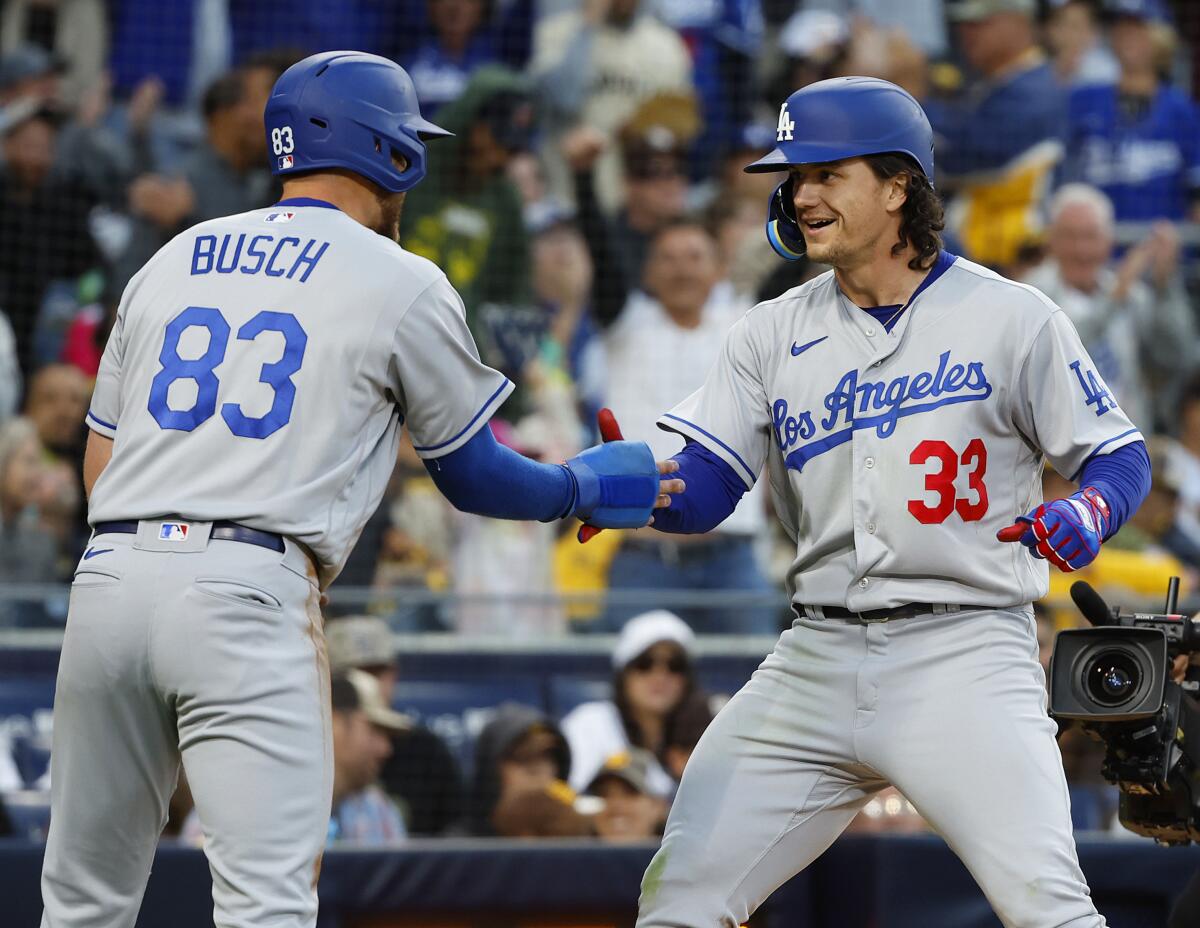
[1084,650,1142,707]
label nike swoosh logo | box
[791,336,828,357]
[82,548,113,560]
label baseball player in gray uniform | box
[39,52,672,928]
[635,78,1152,927]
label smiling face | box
[788,157,907,270]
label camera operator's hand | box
[1172,652,1200,684]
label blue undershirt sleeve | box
[424,425,576,522]
[651,440,748,534]
[1077,440,1151,539]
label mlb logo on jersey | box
[158,522,190,542]
[278,155,294,170]
[264,211,295,223]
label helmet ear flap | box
[766,177,806,260]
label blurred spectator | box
[587,748,667,840]
[490,777,593,838]
[562,611,695,797]
[661,689,714,782]
[465,703,574,836]
[58,288,115,378]
[399,66,534,328]
[649,0,762,179]
[768,10,851,112]
[0,100,99,375]
[0,41,62,108]
[1022,183,1195,430]
[800,0,948,57]
[1044,0,1119,88]
[326,615,465,835]
[531,0,692,213]
[22,362,86,553]
[399,0,536,112]
[528,204,603,421]
[113,58,285,289]
[1063,0,1200,222]
[0,1,107,108]
[602,221,773,634]
[372,443,453,631]
[327,670,410,843]
[1110,436,1200,567]
[566,93,698,328]
[1169,375,1200,548]
[923,0,1066,269]
[0,416,63,624]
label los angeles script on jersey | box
[773,350,992,472]
[189,233,330,282]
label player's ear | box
[883,171,910,216]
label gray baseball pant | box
[39,521,331,928]
[637,607,1104,928]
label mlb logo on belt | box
[278,155,294,170]
[264,211,295,223]
[159,522,190,542]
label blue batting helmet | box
[264,51,452,193]
[746,76,935,260]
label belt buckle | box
[857,608,890,624]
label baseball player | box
[39,51,673,928]
[633,77,1152,927]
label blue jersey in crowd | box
[1065,82,1200,221]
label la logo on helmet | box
[776,103,794,142]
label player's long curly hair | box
[867,154,944,271]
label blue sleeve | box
[1078,440,1151,539]
[651,440,748,535]
[424,425,575,522]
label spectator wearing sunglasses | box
[562,610,698,798]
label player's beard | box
[374,193,406,243]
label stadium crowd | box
[1,0,1200,844]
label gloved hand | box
[563,413,658,540]
[996,486,1111,573]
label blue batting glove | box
[996,486,1111,573]
[562,440,658,530]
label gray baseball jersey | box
[86,200,513,584]
[42,200,513,928]
[659,256,1141,611]
[638,254,1130,928]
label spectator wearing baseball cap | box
[326,615,465,836]
[922,0,1067,270]
[0,96,99,376]
[1062,0,1200,223]
[327,670,411,844]
[399,67,535,332]
[562,611,699,799]
[588,748,668,841]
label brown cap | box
[331,669,412,732]
[587,749,655,795]
[326,615,396,673]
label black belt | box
[93,520,285,553]
[805,602,951,623]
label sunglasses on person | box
[627,652,689,675]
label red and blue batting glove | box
[996,487,1111,573]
